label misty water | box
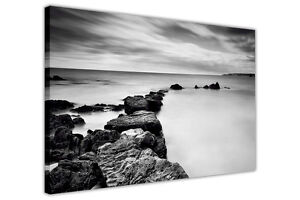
[46,68,256,177]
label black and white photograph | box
[45,6,256,194]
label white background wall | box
[0,0,299,199]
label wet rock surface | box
[71,104,124,113]
[46,100,74,113]
[97,130,188,187]
[104,110,162,135]
[45,159,107,194]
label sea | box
[46,68,256,178]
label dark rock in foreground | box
[170,84,183,90]
[80,129,120,154]
[45,159,107,194]
[47,114,74,134]
[46,100,74,113]
[97,130,187,187]
[71,104,124,113]
[104,110,162,135]
[45,126,83,164]
[73,117,85,125]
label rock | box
[45,159,107,194]
[47,114,74,134]
[224,86,230,89]
[96,134,188,187]
[124,96,149,114]
[208,82,220,89]
[71,104,124,113]
[87,129,93,134]
[73,117,85,125]
[78,152,96,160]
[45,100,74,113]
[170,84,183,90]
[104,110,162,135]
[158,89,168,94]
[80,129,120,154]
[203,85,209,89]
[194,85,199,89]
[51,75,66,81]
[45,126,82,164]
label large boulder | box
[72,117,85,125]
[104,110,162,135]
[96,134,188,187]
[45,100,74,113]
[124,96,149,114]
[45,159,107,194]
[80,129,120,154]
[46,114,74,135]
[45,127,83,164]
[170,84,183,90]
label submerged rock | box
[45,159,107,194]
[104,110,162,135]
[170,84,183,90]
[80,129,120,154]
[45,100,74,113]
[71,104,124,113]
[97,132,187,187]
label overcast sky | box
[46,6,255,75]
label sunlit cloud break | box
[47,6,255,75]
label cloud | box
[47,6,255,75]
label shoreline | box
[45,84,190,194]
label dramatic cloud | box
[46,6,255,75]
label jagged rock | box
[80,129,120,154]
[104,110,162,135]
[45,127,82,164]
[45,100,74,113]
[47,114,74,134]
[78,152,96,160]
[209,82,220,89]
[194,85,199,89]
[73,117,85,125]
[170,84,183,90]
[45,159,107,194]
[71,104,124,113]
[96,134,187,187]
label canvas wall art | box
[45,6,256,194]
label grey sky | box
[46,6,255,75]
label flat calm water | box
[46,68,256,177]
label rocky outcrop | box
[73,117,85,125]
[46,114,74,134]
[203,82,220,90]
[194,85,199,89]
[170,84,183,90]
[123,91,165,114]
[96,130,188,187]
[71,104,124,113]
[45,159,107,194]
[46,100,74,113]
[80,129,120,154]
[104,110,162,135]
[45,126,83,164]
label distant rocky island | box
[222,73,255,77]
